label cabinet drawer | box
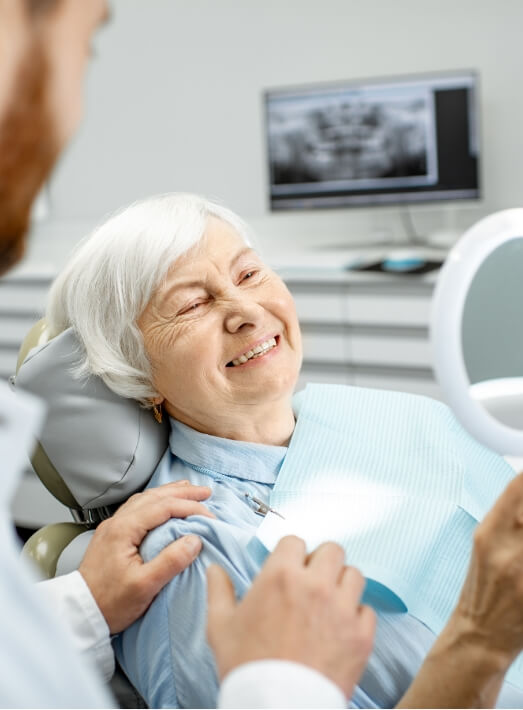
[297,365,349,390]
[301,331,346,363]
[293,292,344,324]
[0,316,39,346]
[345,294,431,327]
[301,331,432,369]
[349,334,433,368]
[0,283,48,315]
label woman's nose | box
[223,296,265,333]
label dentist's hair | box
[46,193,253,405]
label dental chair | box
[13,320,170,707]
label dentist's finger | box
[305,541,346,585]
[124,498,215,540]
[121,483,212,511]
[260,535,307,576]
[339,565,367,608]
[143,534,203,592]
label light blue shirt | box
[115,415,523,709]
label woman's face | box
[139,219,303,433]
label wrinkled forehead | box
[153,218,260,301]
[188,216,250,260]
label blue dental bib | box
[252,384,523,688]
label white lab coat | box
[43,571,345,708]
[0,381,112,708]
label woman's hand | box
[398,471,523,708]
[454,470,523,667]
[79,480,213,634]
[206,535,376,699]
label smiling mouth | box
[226,336,278,367]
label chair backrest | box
[14,321,170,523]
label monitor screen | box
[265,71,480,210]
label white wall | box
[26,0,523,265]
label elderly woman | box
[46,193,523,709]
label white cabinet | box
[0,271,52,381]
[281,269,442,401]
[345,293,432,327]
[293,291,345,323]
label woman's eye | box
[241,270,257,282]
[179,301,203,315]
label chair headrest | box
[16,327,169,510]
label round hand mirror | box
[431,208,523,456]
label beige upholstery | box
[23,523,87,580]
[15,318,49,374]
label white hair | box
[46,193,253,405]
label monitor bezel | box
[263,69,482,212]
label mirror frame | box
[431,208,523,456]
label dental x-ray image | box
[267,86,438,193]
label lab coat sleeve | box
[39,570,115,683]
[217,660,347,708]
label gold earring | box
[153,404,163,424]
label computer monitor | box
[265,70,480,210]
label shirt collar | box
[168,418,287,484]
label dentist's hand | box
[79,480,213,633]
[207,535,376,699]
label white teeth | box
[230,337,277,367]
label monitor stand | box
[318,206,453,265]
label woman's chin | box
[231,371,299,406]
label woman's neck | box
[167,398,296,447]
